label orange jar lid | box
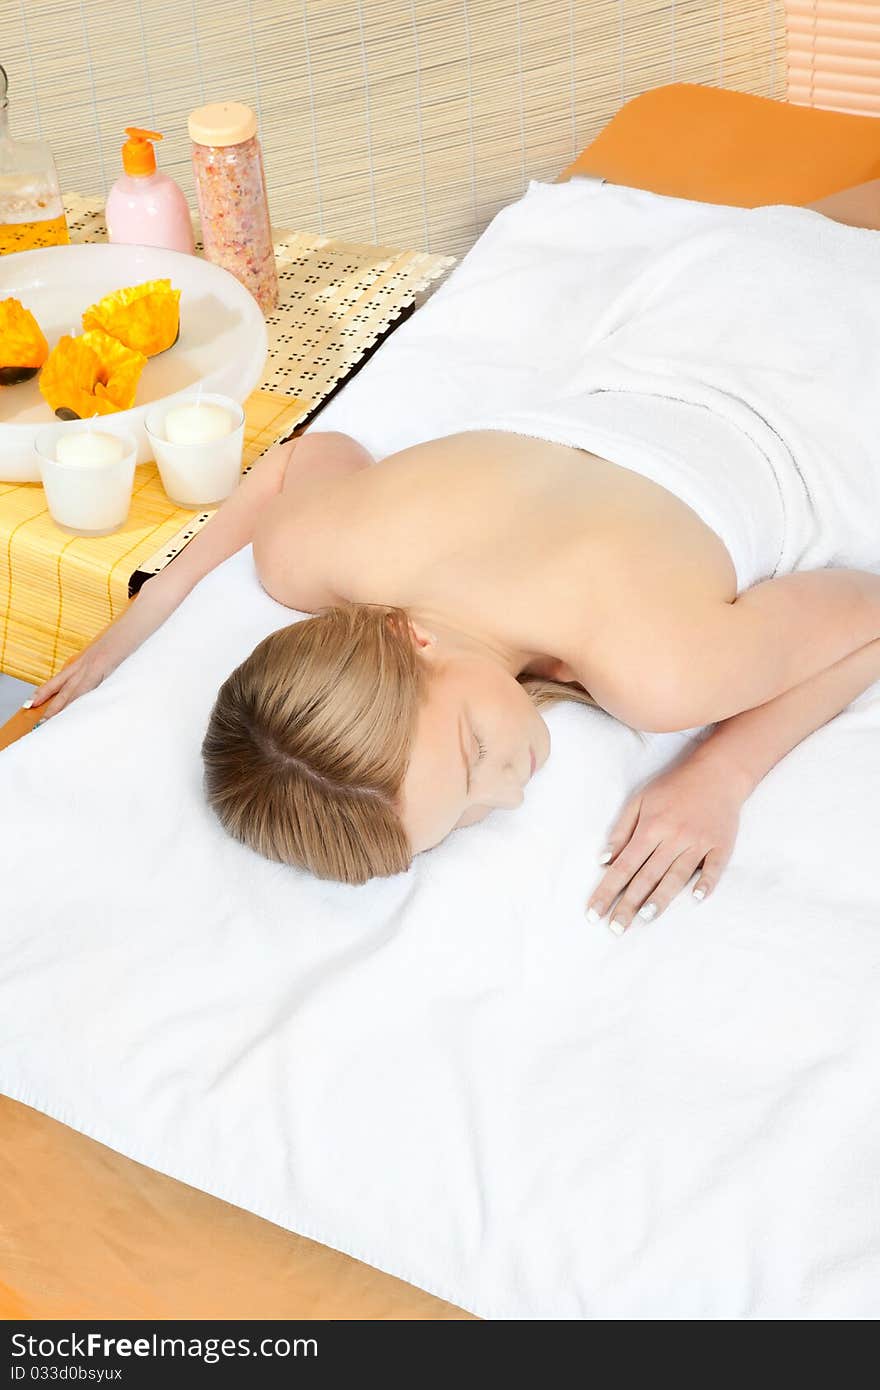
[188,102,258,147]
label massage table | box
[2,83,880,1321]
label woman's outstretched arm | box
[680,568,880,729]
[587,567,880,734]
[27,430,371,718]
[586,635,880,934]
[687,634,880,796]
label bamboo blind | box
[785,1,880,114]
[4,2,787,260]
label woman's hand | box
[585,748,751,936]
[28,627,134,721]
[27,582,174,721]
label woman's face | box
[398,632,551,855]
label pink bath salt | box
[189,105,279,314]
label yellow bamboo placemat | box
[0,198,455,687]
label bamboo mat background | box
[4,1,787,261]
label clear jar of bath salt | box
[188,101,278,314]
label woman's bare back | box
[256,428,737,695]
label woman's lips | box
[529,746,536,777]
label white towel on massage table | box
[2,179,880,1319]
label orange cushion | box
[559,82,880,207]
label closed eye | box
[475,733,487,763]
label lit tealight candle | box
[163,402,233,446]
[55,432,126,467]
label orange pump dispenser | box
[121,128,163,177]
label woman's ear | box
[407,620,438,651]
[385,609,438,651]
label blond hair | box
[201,600,606,885]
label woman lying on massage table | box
[27,177,880,928]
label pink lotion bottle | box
[105,127,195,254]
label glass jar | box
[188,101,279,314]
[0,64,69,255]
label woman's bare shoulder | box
[570,563,733,733]
[252,446,372,612]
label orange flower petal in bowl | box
[38,328,147,420]
[81,278,181,356]
[0,297,49,385]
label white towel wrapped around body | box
[325,179,880,595]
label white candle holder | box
[33,423,138,537]
[144,392,246,509]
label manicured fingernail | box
[598,847,613,864]
[21,699,33,709]
[608,918,626,937]
[585,907,602,925]
[693,888,706,901]
[638,903,657,921]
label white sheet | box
[3,180,880,1319]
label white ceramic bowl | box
[0,242,268,483]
